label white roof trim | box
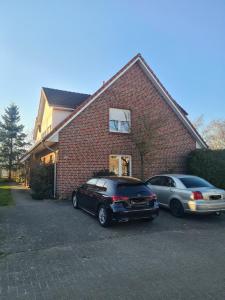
[43,55,207,148]
[48,132,58,143]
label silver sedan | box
[146,174,225,217]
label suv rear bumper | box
[112,207,159,222]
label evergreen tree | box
[0,104,30,180]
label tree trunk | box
[8,168,12,181]
[8,137,13,181]
[140,154,144,180]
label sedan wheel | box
[72,194,79,209]
[170,199,184,217]
[98,206,111,227]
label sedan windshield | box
[179,177,213,188]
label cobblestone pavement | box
[0,184,225,300]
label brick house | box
[21,54,207,199]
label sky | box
[0,0,224,132]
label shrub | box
[0,178,9,183]
[187,149,225,189]
[30,164,54,199]
[93,169,116,177]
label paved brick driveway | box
[0,184,225,300]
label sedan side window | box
[164,177,176,187]
[148,176,164,186]
[169,178,176,188]
[148,176,175,187]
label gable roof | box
[42,87,90,109]
[43,54,207,148]
[21,53,207,163]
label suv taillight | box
[112,196,129,202]
[191,191,203,200]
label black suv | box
[72,176,159,227]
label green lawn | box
[0,184,13,206]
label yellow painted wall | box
[36,100,53,141]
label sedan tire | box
[170,199,184,217]
[98,205,112,227]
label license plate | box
[131,201,146,205]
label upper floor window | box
[109,108,131,133]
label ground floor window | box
[109,155,131,176]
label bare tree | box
[192,114,204,131]
[129,112,174,180]
[192,115,225,149]
[203,120,225,149]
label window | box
[167,177,176,187]
[96,179,107,192]
[148,176,173,187]
[179,177,213,188]
[87,178,98,186]
[147,176,160,186]
[148,176,159,186]
[117,182,150,197]
[109,155,131,176]
[109,108,131,133]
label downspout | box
[42,141,57,199]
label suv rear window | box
[179,177,213,188]
[117,183,151,196]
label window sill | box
[109,130,130,134]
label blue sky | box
[0,0,224,131]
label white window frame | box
[109,108,131,133]
[109,155,132,176]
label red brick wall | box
[57,62,196,198]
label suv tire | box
[72,193,79,209]
[98,205,112,227]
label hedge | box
[187,149,225,189]
[30,164,54,199]
[93,169,116,177]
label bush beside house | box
[187,149,225,189]
[30,164,54,199]
[93,169,116,177]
